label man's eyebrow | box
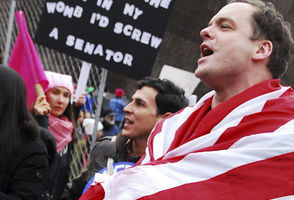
[137,98,146,104]
[133,97,145,104]
[208,17,236,26]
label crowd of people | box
[1,0,294,199]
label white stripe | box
[272,195,294,200]
[150,92,215,162]
[152,106,197,160]
[103,120,294,199]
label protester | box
[81,87,95,116]
[33,71,85,200]
[101,87,112,114]
[100,108,120,138]
[83,117,104,141]
[77,110,84,130]
[80,0,294,199]
[60,77,189,200]
[109,88,126,128]
[0,65,48,199]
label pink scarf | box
[48,114,73,153]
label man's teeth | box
[203,47,213,56]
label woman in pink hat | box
[33,71,85,200]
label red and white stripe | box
[80,80,294,200]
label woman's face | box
[46,86,70,117]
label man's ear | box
[160,112,172,119]
[253,40,273,61]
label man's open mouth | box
[201,45,214,57]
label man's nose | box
[123,102,132,113]
[200,26,213,40]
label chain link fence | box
[0,0,105,182]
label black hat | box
[102,109,115,117]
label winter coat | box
[34,115,74,200]
[0,138,48,200]
[39,127,58,200]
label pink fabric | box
[8,11,48,107]
[48,114,73,153]
[45,71,74,97]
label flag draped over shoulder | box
[8,11,48,107]
[80,79,294,200]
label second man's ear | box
[160,112,172,119]
[253,40,273,61]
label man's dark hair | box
[137,77,189,115]
[229,0,294,78]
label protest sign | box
[35,0,175,79]
[159,64,200,96]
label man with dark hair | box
[61,77,188,199]
[81,0,294,199]
[122,77,189,161]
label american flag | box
[80,79,294,200]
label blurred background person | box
[100,109,120,138]
[0,65,48,199]
[109,88,126,129]
[82,117,104,154]
[81,86,95,118]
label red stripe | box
[79,183,105,200]
[139,152,294,200]
[168,97,212,151]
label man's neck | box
[132,138,147,157]
[211,78,272,109]
[207,62,273,109]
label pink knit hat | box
[44,71,74,96]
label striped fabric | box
[80,79,294,200]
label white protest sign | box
[74,61,91,102]
[159,64,200,101]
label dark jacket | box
[0,138,48,200]
[34,115,73,200]
[39,127,58,200]
[101,120,120,138]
